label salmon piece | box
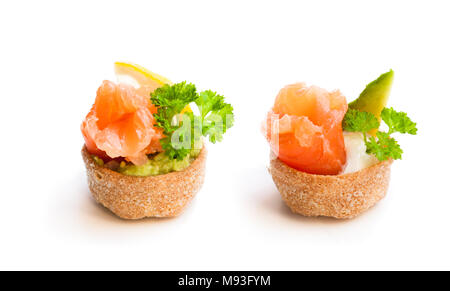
[265,83,347,175]
[81,80,163,165]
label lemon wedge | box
[114,61,192,113]
[114,61,173,89]
[180,104,192,114]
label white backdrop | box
[0,0,449,270]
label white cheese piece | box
[342,132,379,174]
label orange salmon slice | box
[265,83,348,175]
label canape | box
[263,71,417,219]
[81,62,234,219]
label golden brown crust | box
[81,146,207,219]
[269,153,392,219]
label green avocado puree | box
[92,147,201,177]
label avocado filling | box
[92,146,202,177]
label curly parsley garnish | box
[151,82,234,160]
[342,107,417,161]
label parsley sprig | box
[342,107,417,161]
[151,82,234,160]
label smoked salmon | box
[81,80,163,165]
[265,83,348,175]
